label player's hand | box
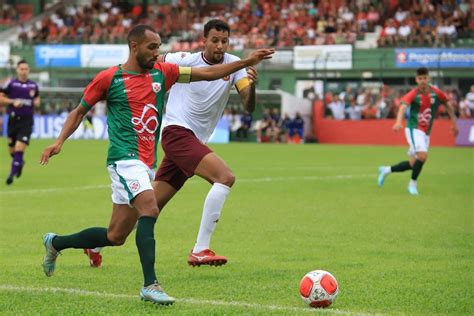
[451,123,459,137]
[40,142,63,165]
[12,99,22,108]
[392,122,403,132]
[246,66,258,85]
[245,48,275,66]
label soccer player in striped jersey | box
[378,67,458,195]
[39,24,273,305]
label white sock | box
[384,166,391,174]
[409,179,417,187]
[193,183,231,253]
[91,247,102,253]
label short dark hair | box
[204,19,230,37]
[127,24,157,47]
[416,67,429,76]
[17,60,28,67]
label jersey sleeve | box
[400,88,418,106]
[163,52,192,66]
[228,55,250,93]
[80,69,113,111]
[431,86,448,103]
[154,62,188,91]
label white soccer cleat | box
[42,233,59,277]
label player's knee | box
[107,232,127,246]
[417,153,428,162]
[219,172,235,187]
[140,206,160,218]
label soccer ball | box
[299,270,339,308]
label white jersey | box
[163,51,248,143]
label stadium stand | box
[1,0,470,49]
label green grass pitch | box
[0,139,472,315]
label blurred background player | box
[0,60,40,185]
[377,67,458,195]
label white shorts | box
[107,160,154,206]
[405,128,430,157]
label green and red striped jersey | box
[400,85,448,135]
[80,63,190,168]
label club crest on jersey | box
[222,76,230,81]
[29,89,36,97]
[128,180,140,192]
[152,82,162,93]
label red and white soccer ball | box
[299,270,339,308]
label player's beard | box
[137,52,156,70]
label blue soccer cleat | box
[408,184,419,196]
[377,166,388,187]
[140,283,176,305]
[42,233,59,277]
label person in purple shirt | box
[0,60,40,185]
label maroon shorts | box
[155,125,212,190]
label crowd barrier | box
[312,101,474,147]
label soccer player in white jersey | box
[154,19,258,266]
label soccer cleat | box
[6,176,13,185]
[16,161,25,178]
[140,283,175,305]
[42,233,59,277]
[83,249,102,267]
[408,184,419,196]
[187,249,227,267]
[377,166,388,187]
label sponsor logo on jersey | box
[131,103,159,134]
[418,108,432,126]
[128,180,140,192]
[152,82,162,93]
[114,77,130,84]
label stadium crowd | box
[323,84,474,120]
[2,0,471,49]
[224,107,305,143]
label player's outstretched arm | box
[190,48,274,82]
[392,103,407,132]
[40,105,88,165]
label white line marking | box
[0,284,374,315]
[0,174,373,195]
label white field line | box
[0,284,376,315]
[0,174,373,196]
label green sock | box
[52,227,113,251]
[136,216,158,287]
[411,159,424,180]
[390,161,412,172]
